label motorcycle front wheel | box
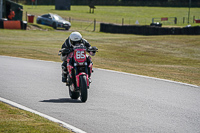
[80,75,88,102]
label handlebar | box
[58,48,73,56]
[87,46,98,52]
[58,46,98,56]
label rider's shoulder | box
[82,38,88,43]
[64,38,71,47]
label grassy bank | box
[23,5,200,27]
[0,102,72,132]
[0,29,199,85]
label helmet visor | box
[70,39,82,46]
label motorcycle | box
[59,44,98,102]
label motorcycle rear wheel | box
[69,85,79,99]
[80,75,88,102]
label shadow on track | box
[40,98,82,103]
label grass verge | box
[0,102,72,133]
[27,23,55,31]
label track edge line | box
[96,68,199,88]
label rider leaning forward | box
[60,32,96,83]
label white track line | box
[0,97,87,133]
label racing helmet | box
[69,32,82,46]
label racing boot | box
[62,66,67,83]
[66,74,72,86]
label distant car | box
[37,13,71,30]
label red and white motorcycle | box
[59,44,98,102]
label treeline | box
[13,0,200,7]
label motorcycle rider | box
[60,32,96,83]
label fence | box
[100,23,200,35]
[68,18,98,31]
[24,10,200,32]
[152,17,177,24]
[27,16,200,32]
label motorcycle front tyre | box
[80,75,88,102]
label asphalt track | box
[0,56,200,133]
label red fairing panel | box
[67,64,74,78]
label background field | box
[23,5,200,31]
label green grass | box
[0,102,72,133]
[28,23,55,31]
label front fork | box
[76,73,89,89]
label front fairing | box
[74,48,87,64]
